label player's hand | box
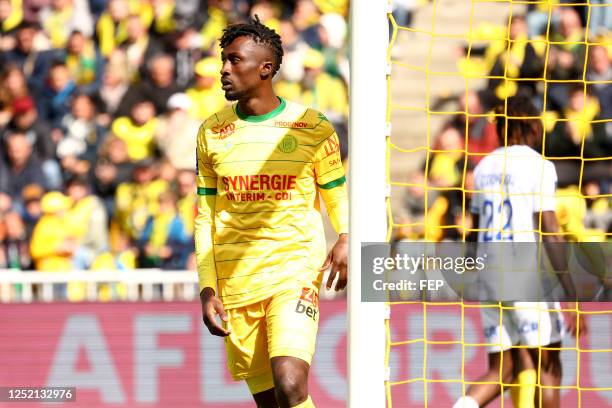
[321,233,348,292]
[200,288,231,337]
[565,311,588,338]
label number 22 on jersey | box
[482,199,514,242]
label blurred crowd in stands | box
[0,0,349,281]
[396,1,611,242]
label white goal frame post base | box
[348,0,389,407]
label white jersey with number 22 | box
[470,145,557,243]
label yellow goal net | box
[384,1,611,407]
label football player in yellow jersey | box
[195,16,348,408]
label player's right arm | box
[313,127,349,291]
[540,211,588,336]
[534,161,577,299]
[194,122,230,337]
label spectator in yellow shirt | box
[96,0,153,57]
[30,191,75,272]
[63,31,101,89]
[314,0,348,16]
[175,168,196,236]
[90,232,135,301]
[185,57,226,120]
[428,127,464,188]
[137,190,192,269]
[275,47,348,122]
[111,99,158,162]
[114,158,168,241]
[65,176,109,269]
[0,0,21,50]
[39,0,93,49]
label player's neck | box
[237,88,281,117]
[503,141,522,149]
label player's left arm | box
[535,161,587,336]
[466,170,481,253]
[314,129,348,291]
[540,212,588,336]
[539,211,573,295]
[535,161,574,297]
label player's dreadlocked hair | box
[494,95,543,147]
[219,15,284,76]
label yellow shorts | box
[224,284,320,394]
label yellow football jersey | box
[195,97,348,309]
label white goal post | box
[348,0,389,406]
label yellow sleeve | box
[3,0,22,32]
[96,14,115,58]
[194,124,218,293]
[314,130,348,234]
[200,7,227,50]
[152,2,175,33]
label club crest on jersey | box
[278,135,298,153]
[211,122,235,139]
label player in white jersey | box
[453,96,587,408]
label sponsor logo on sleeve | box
[322,136,340,157]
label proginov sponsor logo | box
[274,121,308,128]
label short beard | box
[224,89,243,101]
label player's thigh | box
[527,341,562,379]
[225,302,271,381]
[512,302,563,347]
[481,303,519,353]
[266,284,320,365]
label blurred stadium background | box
[0,0,610,407]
